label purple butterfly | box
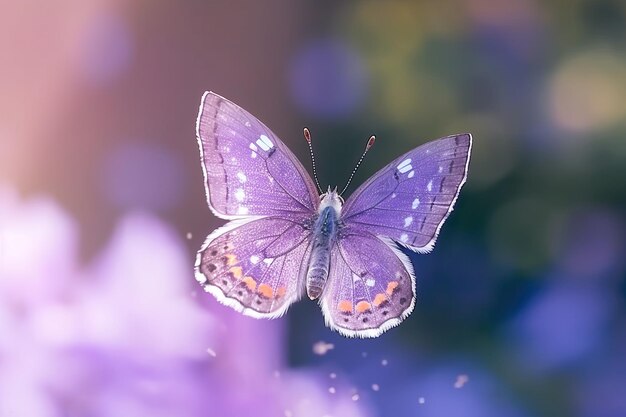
[194,91,472,338]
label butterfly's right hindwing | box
[196,217,312,318]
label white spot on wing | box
[412,198,420,209]
[237,206,249,215]
[427,180,433,192]
[404,216,413,227]
[397,158,412,174]
[352,273,361,282]
[249,143,257,151]
[365,278,375,287]
[256,134,274,151]
[250,255,259,264]
[235,189,245,202]
[391,193,397,198]
[263,258,273,265]
[237,172,247,183]
[261,134,274,147]
[400,233,408,242]
[408,170,415,178]
[438,166,443,173]
[256,135,270,151]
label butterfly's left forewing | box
[196,216,312,318]
[319,227,415,338]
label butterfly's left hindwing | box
[320,228,416,338]
[196,217,312,318]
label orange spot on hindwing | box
[276,287,286,298]
[338,300,353,313]
[229,266,243,280]
[223,253,237,265]
[373,293,388,307]
[258,283,273,298]
[356,301,372,313]
[242,276,257,291]
[386,281,399,295]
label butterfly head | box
[318,186,343,214]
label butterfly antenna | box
[303,128,323,194]
[340,135,376,196]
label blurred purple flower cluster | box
[0,186,368,417]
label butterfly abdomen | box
[306,205,339,300]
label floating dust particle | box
[454,374,469,388]
[351,393,360,401]
[284,410,292,417]
[372,383,380,392]
[329,372,337,379]
[312,341,335,355]
[328,386,336,394]
[274,370,281,378]
[361,351,368,358]
[190,290,197,297]
[381,359,388,366]
[418,397,426,405]
[206,348,217,357]
[186,232,193,239]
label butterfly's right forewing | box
[197,92,319,219]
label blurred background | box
[1,1,626,416]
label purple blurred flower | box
[576,341,626,417]
[505,283,615,372]
[0,185,368,417]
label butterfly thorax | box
[306,190,342,300]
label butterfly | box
[194,91,472,338]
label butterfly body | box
[195,91,472,338]
[306,189,342,300]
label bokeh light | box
[79,13,134,85]
[289,38,368,120]
[506,283,615,371]
[548,49,626,136]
